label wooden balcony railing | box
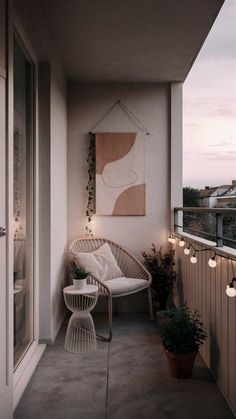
[173,207,236,415]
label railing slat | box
[175,237,235,414]
[228,260,236,410]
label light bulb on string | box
[190,254,197,264]
[208,255,217,268]
[168,234,176,244]
[226,278,236,297]
[179,238,185,247]
[184,247,190,255]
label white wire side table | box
[63,285,98,353]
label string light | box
[226,279,236,297]
[208,255,217,268]
[184,246,190,255]
[172,235,236,298]
[226,260,236,297]
[179,238,185,247]
[168,234,176,244]
[190,254,197,264]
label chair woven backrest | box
[69,237,149,280]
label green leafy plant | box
[70,261,89,279]
[142,243,176,309]
[161,306,207,354]
[85,133,95,238]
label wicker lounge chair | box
[69,237,154,342]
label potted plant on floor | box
[161,306,207,379]
[142,243,176,311]
[70,261,89,290]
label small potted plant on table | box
[70,261,89,290]
[161,306,207,379]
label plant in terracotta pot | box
[70,261,89,290]
[161,306,207,379]
[142,243,176,310]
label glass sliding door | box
[13,34,35,368]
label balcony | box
[1,0,236,418]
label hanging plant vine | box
[85,132,95,237]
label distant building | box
[199,180,236,208]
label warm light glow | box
[168,234,176,244]
[184,247,190,255]
[190,255,197,264]
[208,257,217,268]
[179,239,185,247]
[226,285,236,297]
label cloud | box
[207,151,236,161]
[196,0,236,61]
[208,107,236,117]
[184,98,236,119]
[210,140,236,148]
[183,150,236,161]
[183,0,236,186]
[184,122,202,128]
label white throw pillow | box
[73,243,123,282]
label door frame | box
[10,11,45,411]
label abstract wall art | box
[95,132,146,215]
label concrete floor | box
[14,313,235,419]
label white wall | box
[67,83,170,259]
[50,71,67,340]
[14,0,68,342]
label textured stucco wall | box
[67,83,170,259]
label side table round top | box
[63,285,98,295]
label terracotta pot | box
[73,278,87,290]
[163,347,198,379]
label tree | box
[183,187,201,235]
[183,187,200,207]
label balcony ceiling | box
[40,0,224,82]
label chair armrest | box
[117,249,152,284]
[87,273,111,296]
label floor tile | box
[107,366,191,419]
[14,365,107,419]
[39,338,108,368]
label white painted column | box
[170,82,183,232]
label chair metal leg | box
[114,298,118,316]
[96,295,113,342]
[148,287,154,321]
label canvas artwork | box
[95,132,146,215]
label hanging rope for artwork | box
[89,99,150,135]
[85,132,95,237]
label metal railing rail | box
[174,207,236,248]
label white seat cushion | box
[105,277,148,295]
[72,243,123,282]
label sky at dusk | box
[183,0,236,189]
